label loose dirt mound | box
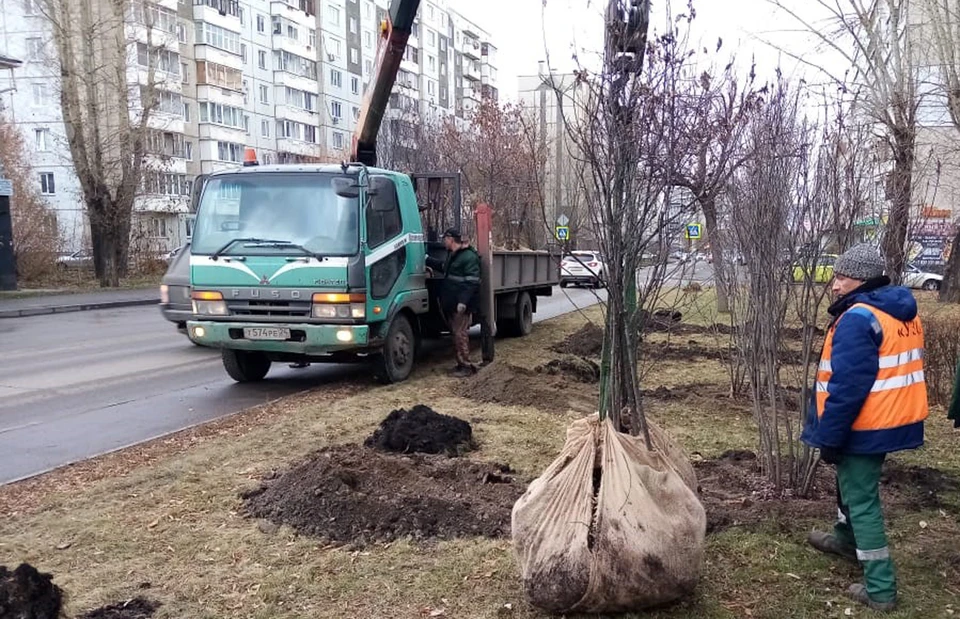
[457,363,598,413]
[363,405,474,455]
[78,598,160,619]
[0,564,62,619]
[696,451,960,534]
[551,323,604,357]
[243,445,522,545]
[536,356,600,383]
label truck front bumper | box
[187,320,371,355]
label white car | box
[903,264,943,291]
[560,251,606,289]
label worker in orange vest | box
[802,243,928,613]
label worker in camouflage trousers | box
[802,244,929,612]
[427,228,481,377]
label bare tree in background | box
[770,0,920,283]
[0,113,60,280]
[37,0,175,286]
[667,56,760,313]
[918,0,960,300]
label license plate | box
[243,327,291,341]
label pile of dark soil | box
[696,451,960,534]
[363,405,474,455]
[536,356,600,383]
[243,445,523,545]
[456,363,598,413]
[639,309,683,332]
[551,323,603,357]
[0,563,62,619]
[78,598,160,619]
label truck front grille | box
[227,300,312,318]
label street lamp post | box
[0,54,23,291]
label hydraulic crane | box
[351,0,421,167]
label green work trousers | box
[833,453,897,603]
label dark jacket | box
[801,279,925,454]
[427,245,481,315]
[949,359,960,428]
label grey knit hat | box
[834,243,886,281]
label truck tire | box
[222,348,272,382]
[373,313,416,384]
[501,292,534,338]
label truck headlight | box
[191,291,227,316]
[193,300,228,316]
[311,293,366,320]
[160,284,170,304]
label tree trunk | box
[89,196,131,287]
[701,196,731,313]
[940,232,960,302]
[882,126,914,285]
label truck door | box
[365,175,419,318]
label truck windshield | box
[191,173,359,257]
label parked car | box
[560,251,606,288]
[792,254,838,284]
[56,249,94,270]
[159,243,196,341]
[903,264,943,291]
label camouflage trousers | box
[450,310,473,367]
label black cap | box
[442,228,462,241]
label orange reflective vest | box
[815,303,928,449]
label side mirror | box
[333,176,361,198]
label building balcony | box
[462,39,481,60]
[194,45,244,72]
[277,137,323,157]
[198,122,247,143]
[193,0,243,32]
[464,63,481,81]
[269,0,317,29]
[196,84,245,106]
[273,70,319,94]
[464,86,481,101]
[275,103,319,125]
[272,33,315,60]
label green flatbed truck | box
[186,164,558,383]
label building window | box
[260,84,269,103]
[177,23,187,43]
[26,38,42,61]
[181,62,189,83]
[34,129,49,152]
[256,13,265,32]
[330,68,342,88]
[196,61,243,90]
[261,119,270,137]
[31,83,48,106]
[330,38,342,57]
[351,76,359,95]
[349,48,359,64]
[137,43,181,76]
[364,1,372,19]
[364,59,372,74]
[199,102,247,129]
[39,172,55,195]
[273,49,318,79]
[428,55,436,71]
[309,30,317,47]
[195,21,242,55]
[427,80,435,96]
[352,106,360,119]
[364,31,373,49]
[240,43,247,62]
[349,17,358,34]
[183,102,191,122]
[331,100,342,119]
[185,141,194,161]
[333,131,344,150]
[327,4,341,26]
[258,50,267,69]
[217,141,244,163]
[427,3,434,19]
[427,29,436,46]
[23,0,36,16]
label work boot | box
[845,583,897,612]
[808,530,858,563]
[452,364,477,378]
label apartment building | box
[0,0,498,254]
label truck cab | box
[187,162,433,383]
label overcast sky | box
[448,0,850,101]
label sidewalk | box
[0,288,160,319]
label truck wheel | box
[923,279,941,291]
[222,349,271,382]
[373,314,416,383]
[502,292,534,338]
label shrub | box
[923,311,960,406]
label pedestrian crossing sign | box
[685,223,702,240]
[556,226,570,241]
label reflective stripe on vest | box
[816,303,929,432]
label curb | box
[0,298,160,319]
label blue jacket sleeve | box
[816,309,881,449]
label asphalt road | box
[0,286,604,485]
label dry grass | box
[1,302,959,619]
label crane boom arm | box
[351,0,421,166]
